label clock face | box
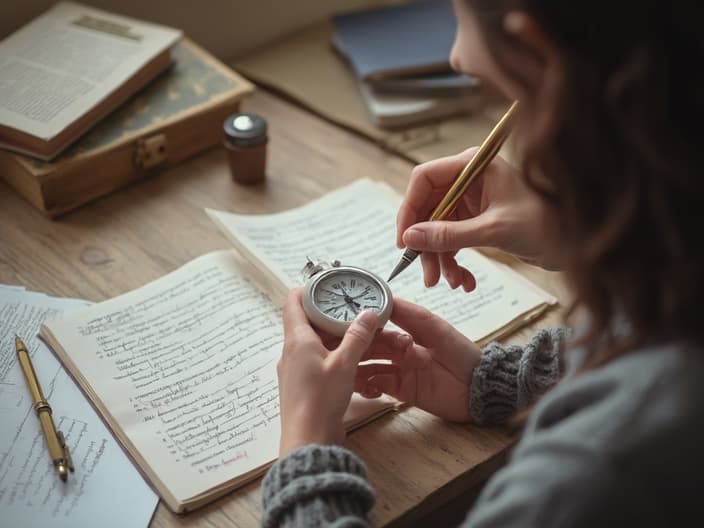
[312,270,386,322]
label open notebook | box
[40,179,556,513]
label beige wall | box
[0,0,397,61]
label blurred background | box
[0,0,400,60]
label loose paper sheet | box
[0,285,158,528]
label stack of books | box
[331,0,481,128]
[0,1,253,217]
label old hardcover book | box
[1,36,254,217]
[40,179,557,513]
[0,1,182,161]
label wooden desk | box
[0,89,567,527]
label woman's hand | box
[397,147,559,290]
[278,288,379,457]
[356,298,481,422]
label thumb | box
[331,310,379,370]
[403,218,490,252]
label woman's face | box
[450,0,525,102]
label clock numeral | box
[351,279,356,288]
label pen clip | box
[57,430,75,473]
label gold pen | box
[15,335,74,482]
[388,100,520,282]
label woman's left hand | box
[277,288,379,457]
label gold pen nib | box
[15,335,26,352]
[57,463,68,482]
[58,431,75,474]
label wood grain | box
[0,88,568,527]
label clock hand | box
[350,286,372,300]
[351,292,371,300]
[337,285,362,309]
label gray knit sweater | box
[261,328,704,527]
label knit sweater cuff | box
[470,328,567,425]
[261,444,374,528]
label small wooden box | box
[0,37,254,218]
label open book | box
[40,179,556,513]
[0,2,181,160]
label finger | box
[282,288,319,344]
[404,152,480,217]
[367,374,403,400]
[397,200,420,249]
[389,298,453,347]
[361,331,412,361]
[440,252,461,289]
[354,363,399,394]
[330,310,379,371]
[397,151,479,248]
[420,251,441,287]
[403,215,495,253]
[390,301,480,377]
[460,266,477,292]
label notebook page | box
[207,179,556,344]
[40,250,393,509]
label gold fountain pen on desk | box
[15,335,74,482]
[388,100,520,282]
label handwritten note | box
[0,286,157,528]
[207,179,556,343]
[42,254,282,504]
[41,251,393,509]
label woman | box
[262,0,704,526]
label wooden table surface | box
[0,89,567,527]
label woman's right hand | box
[355,298,481,423]
[396,147,559,290]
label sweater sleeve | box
[261,444,373,528]
[470,327,567,425]
[261,329,568,526]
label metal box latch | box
[134,134,167,169]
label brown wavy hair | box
[467,1,704,366]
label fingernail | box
[403,228,426,248]
[397,334,412,349]
[356,310,378,329]
[449,273,460,289]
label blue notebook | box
[331,0,457,81]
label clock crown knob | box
[301,258,341,281]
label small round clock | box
[301,259,393,337]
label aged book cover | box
[40,179,557,512]
[0,1,182,160]
[1,36,254,217]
